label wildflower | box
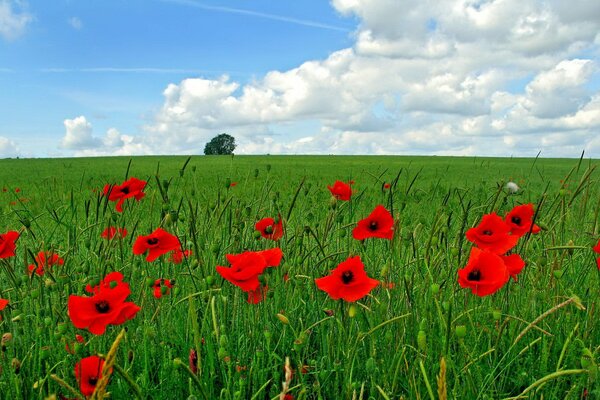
[383,183,391,190]
[216,248,282,299]
[169,248,192,264]
[504,204,540,237]
[247,285,268,304]
[352,205,394,240]
[255,215,284,241]
[28,251,64,276]
[458,248,509,296]
[593,239,600,254]
[75,355,107,396]
[502,254,526,281]
[103,177,147,212]
[68,272,140,335]
[0,231,19,259]
[315,256,379,302]
[0,298,8,311]
[133,228,181,262]
[101,227,127,240]
[465,213,518,255]
[327,180,353,201]
[153,279,174,298]
[505,181,520,193]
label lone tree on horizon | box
[204,133,236,155]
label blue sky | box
[1,0,600,157]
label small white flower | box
[505,181,520,194]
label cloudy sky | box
[1,0,600,158]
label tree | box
[204,133,236,155]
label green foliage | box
[203,133,236,155]
[0,155,598,399]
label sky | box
[1,0,600,158]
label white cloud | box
[68,16,82,30]
[58,0,600,157]
[61,116,99,149]
[0,136,19,158]
[0,0,33,41]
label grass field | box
[0,155,598,399]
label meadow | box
[0,155,598,399]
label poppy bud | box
[11,358,20,374]
[329,197,337,209]
[39,347,51,361]
[30,289,40,299]
[492,309,502,321]
[455,325,467,338]
[348,304,358,318]
[536,256,547,266]
[567,240,575,255]
[417,330,427,353]
[253,230,262,239]
[276,313,289,325]
[553,270,564,279]
[44,317,52,326]
[293,338,303,352]
[220,334,228,348]
[430,283,440,294]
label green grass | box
[0,155,598,399]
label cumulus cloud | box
[0,0,33,41]
[61,116,99,149]
[0,136,19,158]
[58,0,600,157]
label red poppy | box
[216,248,282,293]
[458,248,509,296]
[327,180,353,201]
[230,182,238,187]
[315,256,379,302]
[247,285,268,304]
[153,278,174,298]
[0,298,8,311]
[352,205,394,240]
[133,228,181,262]
[0,230,19,259]
[501,254,526,281]
[15,188,20,193]
[255,216,284,241]
[504,204,540,237]
[383,183,391,190]
[465,213,518,255]
[593,239,600,254]
[103,177,147,213]
[169,248,192,264]
[68,272,140,335]
[74,355,107,396]
[28,251,64,276]
[101,227,127,240]
[597,258,600,271]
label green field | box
[0,155,598,399]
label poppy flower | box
[103,177,147,213]
[0,231,19,259]
[327,180,353,201]
[465,213,518,255]
[230,182,238,187]
[75,355,107,396]
[101,227,127,240]
[504,204,540,237]
[153,279,174,298]
[593,239,600,254]
[315,256,379,302]
[133,228,181,262]
[383,183,391,190]
[68,272,140,335]
[15,188,20,193]
[0,298,8,311]
[247,285,268,304]
[28,251,64,276]
[458,248,509,296]
[255,216,284,241]
[216,248,283,293]
[501,254,526,281]
[352,205,394,240]
[169,248,192,264]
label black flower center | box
[482,230,493,236]
[88,376,98,386]
[121,187,130,194]
[511,216,522,225]
[95,301,110,314]
[369,221,378,231]
[147,238,159,245]
[341,270,354,284]
[467,269,481,281]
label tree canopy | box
[204,133,236,155]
